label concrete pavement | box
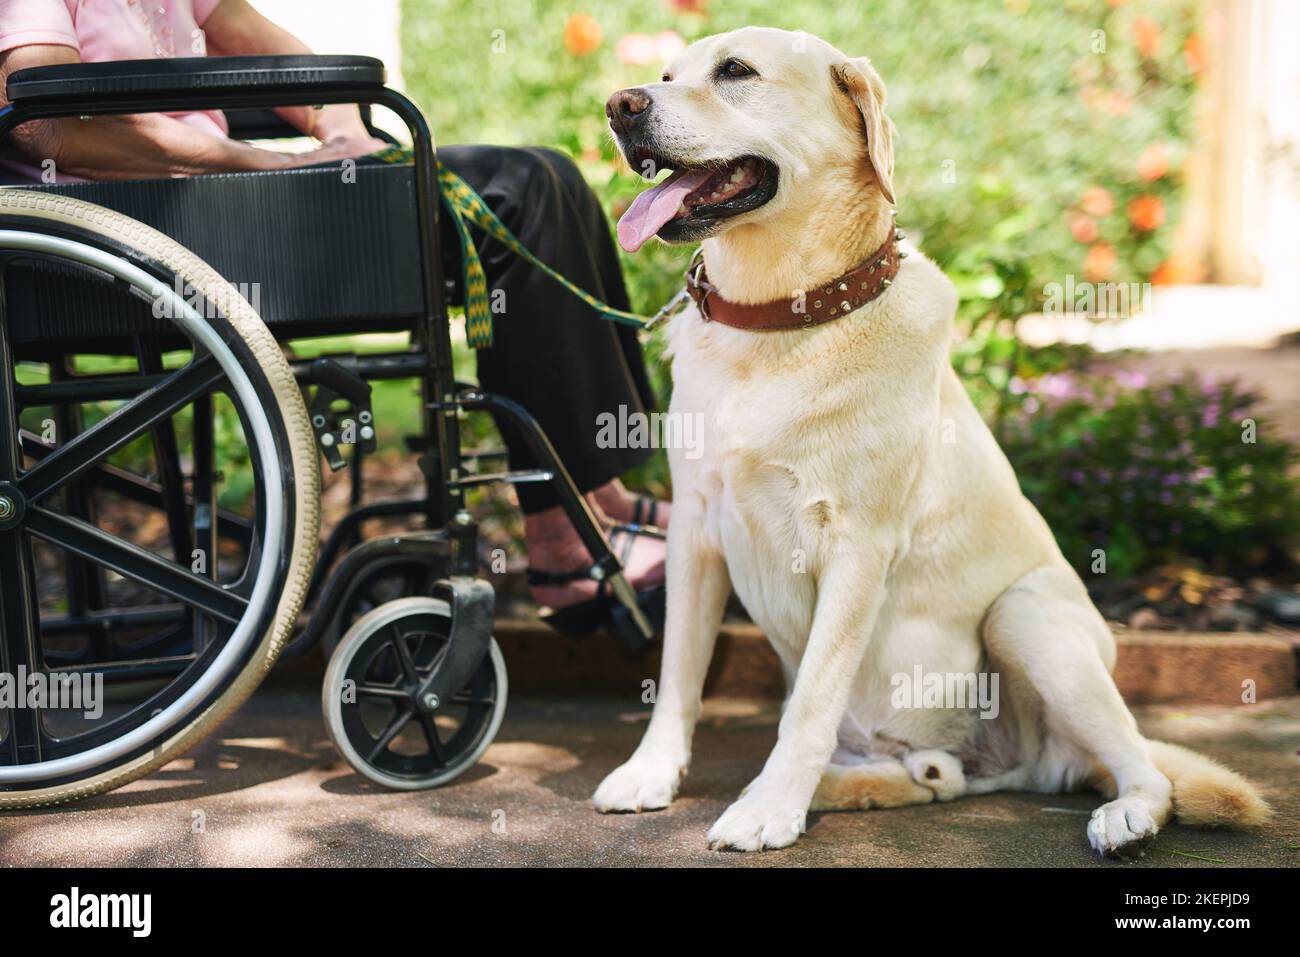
[2,666,1297,867]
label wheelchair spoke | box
[25,506,249,625]
[388,628,421,685]
[0,529,44,765]
[418,714,445,764]
[18,355,225,504]
[355,684,408,701]
[367,709,414,763]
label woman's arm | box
[0,43,296,179]
[202,0,386,148]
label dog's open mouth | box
[617,151,778,252]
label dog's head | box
[608,27,895,254]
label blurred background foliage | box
[394,0,1300,575]
[404,0,1199,347]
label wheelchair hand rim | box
[0,229,284,785]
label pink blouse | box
[1,0,229,141]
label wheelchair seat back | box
[3,164,425,358]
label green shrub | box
[402,0,1201,340]
[400,0,1300,575]
[999,370,1300,577]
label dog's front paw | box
[1087,796,1161,858]
[593,756,684,813]
[707,791,806,852]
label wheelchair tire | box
[0,190,319,807]
[322,597,507,790]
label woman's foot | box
[525,497,666,613]
[589,479,672,530]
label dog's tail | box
[1147,739,1272,828]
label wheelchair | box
[0,55,658,805]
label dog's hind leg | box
[812,751,966,810]
[983,564,1172,857]
[965,766,1033,795]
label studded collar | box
[684,222,904,332]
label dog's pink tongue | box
[617,169,711,252]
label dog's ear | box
[831,57,895,205]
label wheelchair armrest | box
[6,55,386,114]
[224,105,399,146]
[222,108,304,141]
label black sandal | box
[631,496,663,532]
[528,526,666,642]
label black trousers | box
[435,146,658,514]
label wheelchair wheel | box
[321,556,440,659]
[0,191,319,807]
[322,597,507,790]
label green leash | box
[374,145,656,348]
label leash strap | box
[374,145,655,348]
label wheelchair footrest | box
[448,468,554,489]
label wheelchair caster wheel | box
[322,597,507,790]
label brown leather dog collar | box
[684,224,905,332]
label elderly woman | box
[0,0,669,628]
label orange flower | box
[563,13,602,56]
[1151,251,1201,286]
[1084,243,1116,282]
[1128,194,1166,231]
[1067,212,1098,244]
[1184,32,1205,72]
[1080,186,1114,217]
[665,0,707,12]
[1137,143,1170,181]
[1134,17,1161,58]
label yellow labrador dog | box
[594,26,1270,854]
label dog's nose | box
[606,87,652,135]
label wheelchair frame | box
[0,55,656,798]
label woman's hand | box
[279,134,391,168]
[205,0,391,154]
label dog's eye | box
[718,58,755,79]
[661,72,671,82]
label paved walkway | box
[3,671,1296,867]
